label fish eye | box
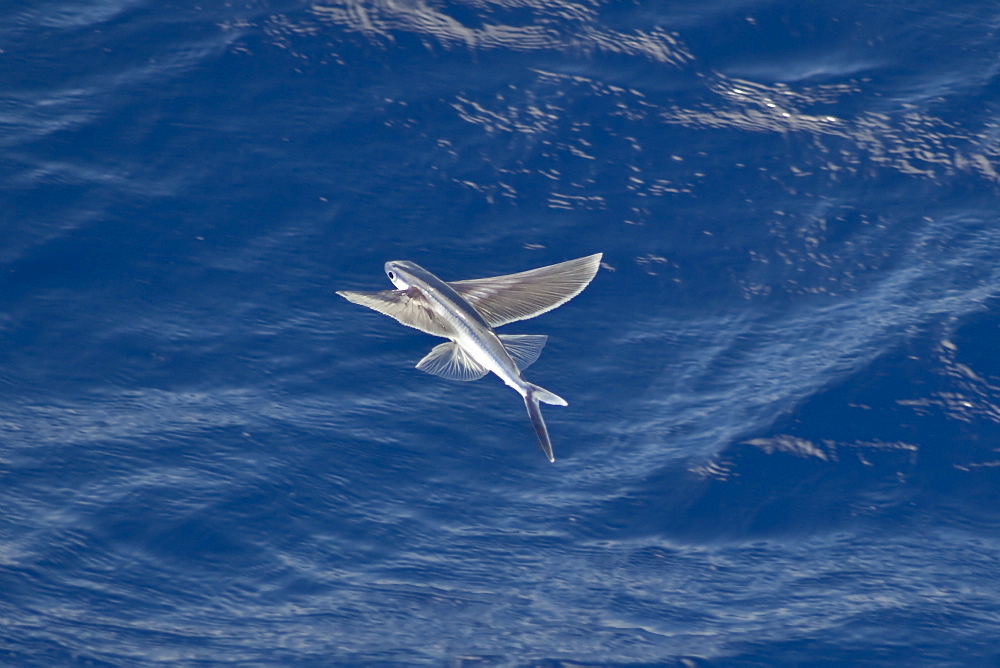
[388,271,396,280]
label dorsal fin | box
[498,334,547,370]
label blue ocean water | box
[3,0,1000,664]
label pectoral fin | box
[449,253,602,328]
[498,334,547,370]
[416,342,489,381]
[337,287,453,338]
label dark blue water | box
[3,0,1000,664]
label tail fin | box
[527,382,567,406]
[523,383,567,463]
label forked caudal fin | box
[523,383,567,463]
[528,383,567,406]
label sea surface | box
[3,0,1000,665]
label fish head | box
[384,260,423,290]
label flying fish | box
[338,253,602,462]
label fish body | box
[381,260,534,397]
[338,253,602,462]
